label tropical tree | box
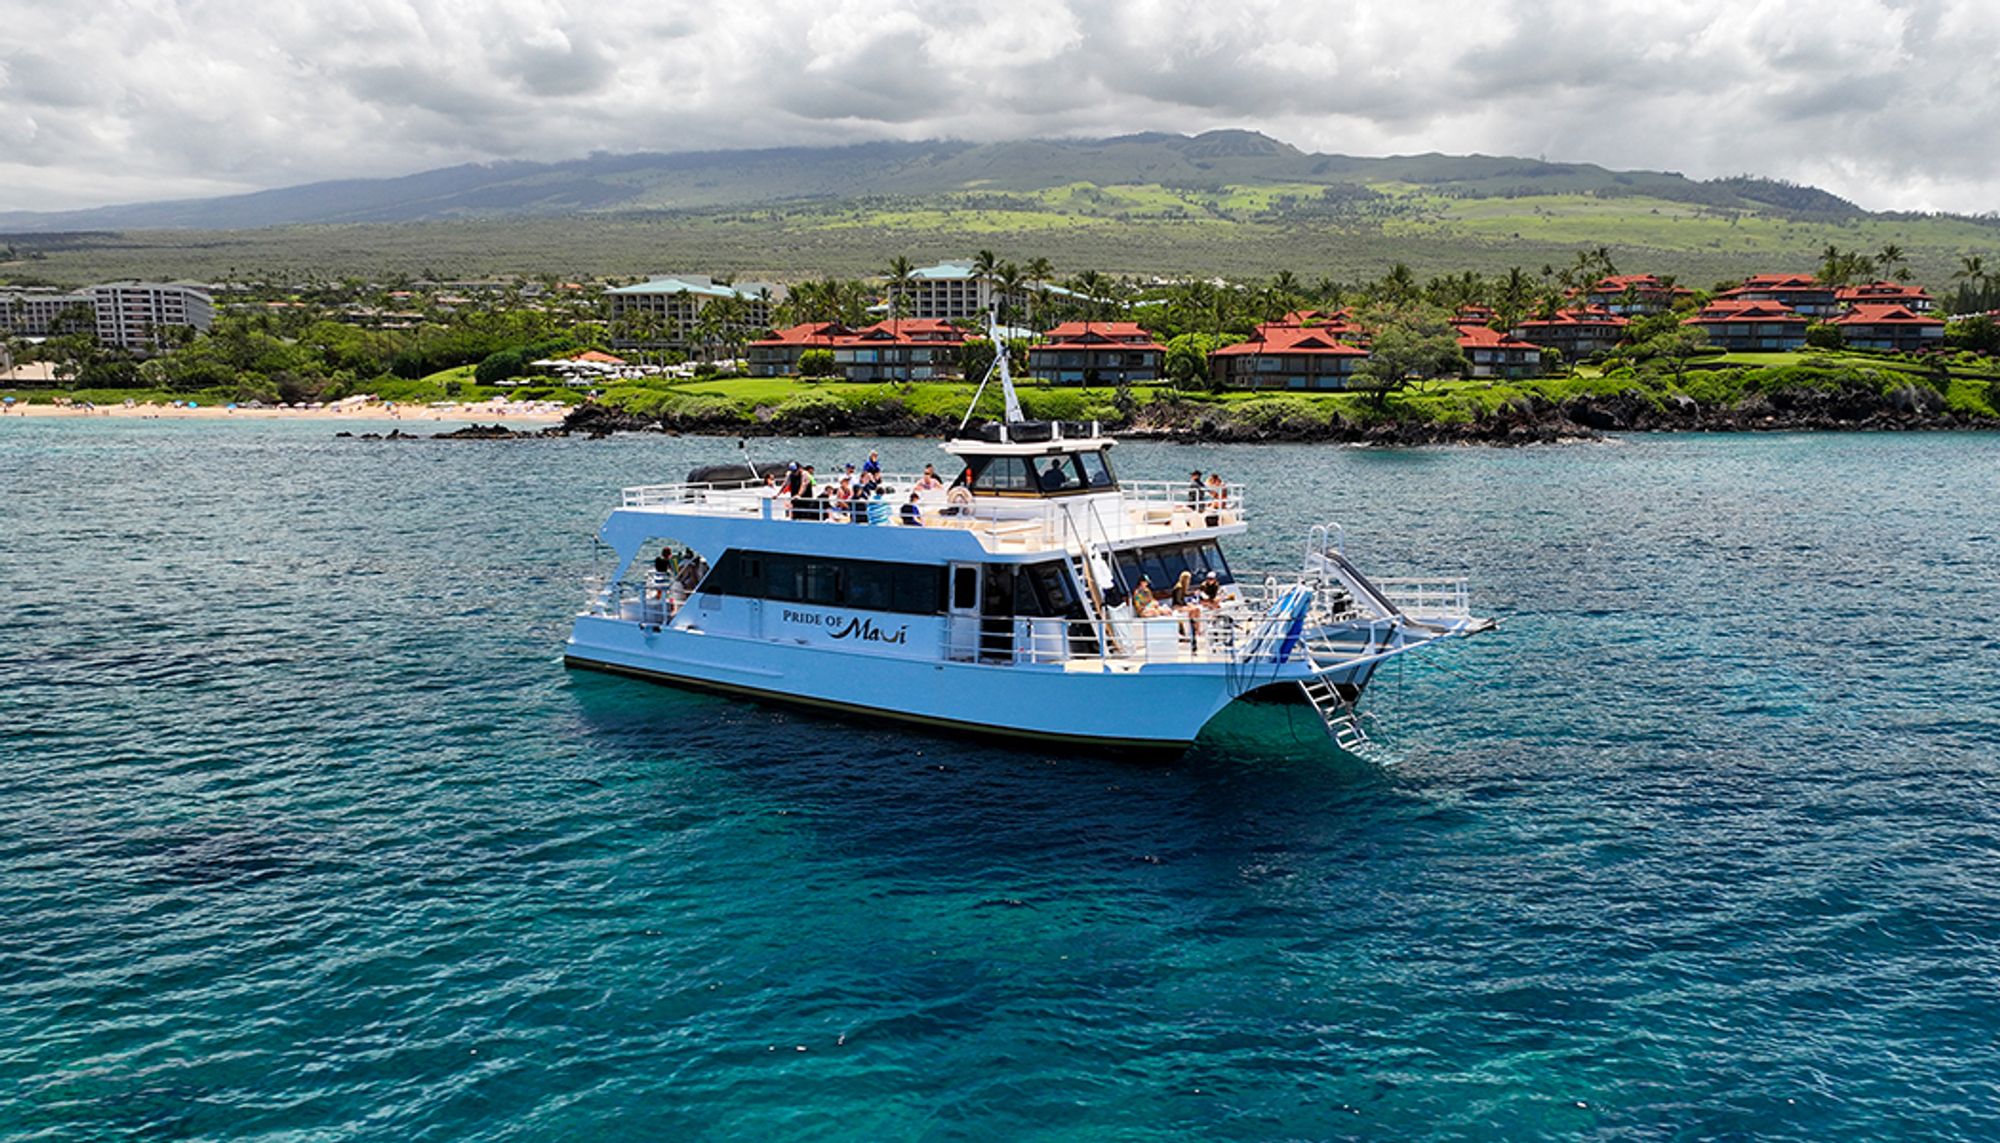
[1643,326,1710,386]
[1878,244,1909,281]
[1024,256,1055,329]
[973,249,1000,318]
[1351,305,1466,401]
[884,255,915,327]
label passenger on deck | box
[1172,570,1201,641]
[900,492,924,526]
[783,462,803,498]
[1200,571,1223,607]
[653,547,675,576]
[800,465,818,498]
[915,464,943,492]
[943,469,975,515]
[1187,470,1206,508]
[861,450,882,485]
[833,476,855,520]
[1131,575,1161,617]
[1205,472,1226,526]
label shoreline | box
[0,399,567,424]
[552,387,1994,445]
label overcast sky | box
[1,0,1995,215]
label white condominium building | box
[89,282,215,350]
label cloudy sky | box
[1,0,1995,214]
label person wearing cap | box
[1131,575,1160,617]
[1200,570,1223,608]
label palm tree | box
[885,255,915,327]
[1025,257,1054,330]
[996,262,1024,328]
[972,250,1000,319]
[1878,244,1908,281]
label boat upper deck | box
[616,474,1247,555]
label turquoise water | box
[4,420,1999,1139]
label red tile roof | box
[751,319,968,349]
[1685,299,1806,324]
[1829,304,1943,327]
[1212,327,1370,357]
[1835,281,1935,304]
[1036,321,1164,349]
[1454,323,1541,350]
[749,322,851,348]
[1515,307,1630,330]
[1589,274,1692,295]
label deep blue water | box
[3,420,1998,1140]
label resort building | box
[746,322,853,377]
[607,275,780,353]
[1835,281,1936,313]
[1210,324,1370,390]
[1829,304,1946,352]
[746,319,966,381]
[1511,307,1630,360]
[1027,322,1166,385]
[1682,299,1808,351]
[87,283,215,350]
[1454,323,1545,379]
[899,262,1012,321]
[1714,274,1839,318]
[1583,274,1694,315]
[0,290,98,337]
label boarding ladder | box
[1061,502,1124,658]
[1299,674,1371,753]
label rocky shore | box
[547,381,1989,446]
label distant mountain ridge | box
[0,130,1874,233]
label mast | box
[956,308,1025,432]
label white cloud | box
[0,0,1994,213]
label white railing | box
[1372,577,1472,619]
[944,610,1259,666]
[613,472,1247,552]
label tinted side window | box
[846,563,895,611]
[895,567,944,614]
[764,555,803,602]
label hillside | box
[0,131,1886,232]
[2,131,1994,288]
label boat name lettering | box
[830,617,908,645]
[781,609,826,626]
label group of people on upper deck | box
[1185,469,1232,528]
[758,450,977,527]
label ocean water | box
[3,419,1998,1140]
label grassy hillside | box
[5,185,1994,290]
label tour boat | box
[564,325,1493,754]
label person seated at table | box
[1200,570,1223,608]
[900,492,924,526]
[1171,570,1201,641]
[1131,575,1161,617]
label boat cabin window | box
[962,449,1116,497]
[1111,541,1235,595]
[703,550,947,615]
[951,566,979,610]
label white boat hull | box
[565,615,1327,751]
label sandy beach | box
[0,398,570,424]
